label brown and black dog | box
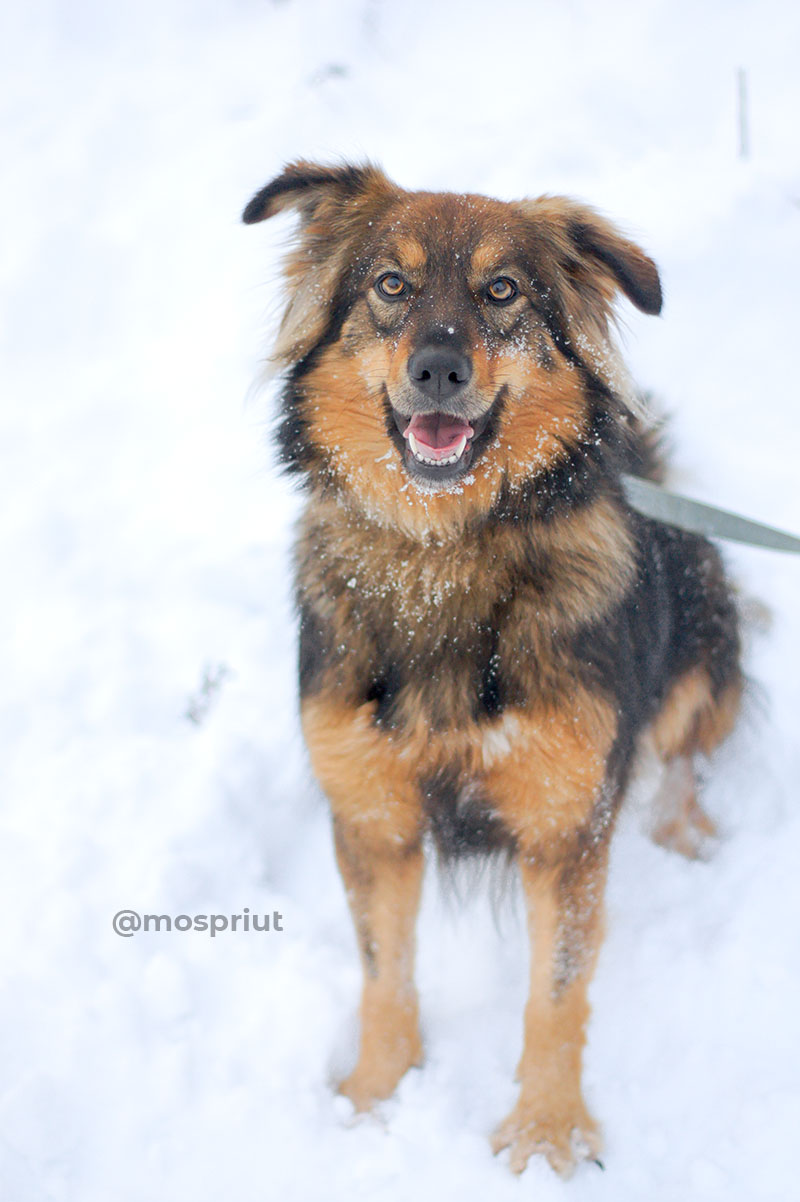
[243,161,742,1176]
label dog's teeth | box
[409,434,469,468]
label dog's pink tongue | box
[404,412,474,459]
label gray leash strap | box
[622,474,800,554]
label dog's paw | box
[337,1034,423,1112]
[652,800,718,861]
[337,1067,393,1113]
[491,1099,603,1177]
[649,755,719,861]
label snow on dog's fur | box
[243,161,742,1176]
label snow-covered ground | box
[2,1,800,1198]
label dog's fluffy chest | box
[295,495,635,731]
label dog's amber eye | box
[487,277,517,304]
[375,273,409,300]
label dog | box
[242,161,742,1176]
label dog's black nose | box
[407,346,472,401]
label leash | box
[621,475,800,554]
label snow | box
[2,0,800,1198]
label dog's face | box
[244,162,661,532]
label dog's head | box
[244,161,661,533]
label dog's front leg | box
[333,816,424,1110]
[301,697,424,1111]
[492,841,609,1177]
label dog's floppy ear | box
[518,197,662,318]
[242,159,391,225]
[242,160,398,368]
[567,211,662,316]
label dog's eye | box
[375,273,409,300]
[486,278,518,304]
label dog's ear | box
[242,159,392,225]
[566,210,662,315]
[243,160,398,368]
[517,197,662,318]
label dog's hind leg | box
[649,754,717,861]
[648,668,742,861]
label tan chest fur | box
[297,490,635,635]
[297,492,629,851]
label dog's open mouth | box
[392,408,493,482]
[405,413,473,467]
